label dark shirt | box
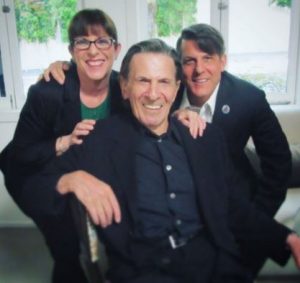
[135,118,203,239]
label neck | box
[79,76,110,108]
[187,91,208,107]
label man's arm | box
[43,60,70,84]
[221,134,296,267]
[57,170,121,227]
[251,93,292,216]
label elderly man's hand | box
[43,60,70,85]
[286,233,300,269]
[173,108,206,139]
[57,170,121,228]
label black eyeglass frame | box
[72,37,117,50]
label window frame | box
[0,0,24,110]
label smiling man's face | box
[180,39,226,106]
[121,52,180,135]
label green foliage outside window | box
[15,0,77,43]
[271,0,291,8]
[154,0,197,37]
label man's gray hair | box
[120,38,182,81]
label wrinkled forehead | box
[130,53,177,79]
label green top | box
[80,94,111,120]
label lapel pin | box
[222,104,230,114]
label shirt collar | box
[129,112,181,143]
[180,83,220,116]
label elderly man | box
[27,39,300,283]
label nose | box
[147,82,160,100]
[194,61,204,75]
[88,42,99,55]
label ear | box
[120,77,129,99]
[221,54,227,71]
[172,80,181,103]
[68,45,75,61]
[114,43,122,61]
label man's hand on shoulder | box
[57,170,121,228]
[42,60,70,85]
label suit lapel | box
[55,66,82,134]
[214,71,232,124]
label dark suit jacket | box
[173,71,292,217]
[30,113,291,277]
[0,63,124,218]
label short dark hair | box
[120,38,182,81]
[176,24,225,57]
[68,9,118,46]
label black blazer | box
[0,63,124,217]
[173,71,292,217]
[29,113,291,269]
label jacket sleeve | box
[11,81,63,167]
[21,141,82,217]
[221,133,291,266]
[250,92,292,216]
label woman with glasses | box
[0,9,124,283]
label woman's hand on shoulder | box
[56,119,96,155]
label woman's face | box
[70,25,121,84]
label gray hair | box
[120,38,182,81]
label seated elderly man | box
[26,39,300,283]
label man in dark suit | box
[30,39,300,283]
[172,23,292,275]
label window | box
[225,0,294,104]
[0,0,79,110]
[0,0,23,109]
[147,0,300,105]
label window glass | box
[227,0,291,99]
[147,0,211,47]
[14,0,77,96]
[147,0,295,104]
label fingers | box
[88,192,121,227]
[62,61,71,71]
[43,61,68,85]
[197,115,207,137]
[71,120,96,145]
[286,233,300,269]
[176,109,207,139]
[43,69,51,82]
[70,171,121,228]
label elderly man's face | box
[121,52,180,135]
[180,39,226,106]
